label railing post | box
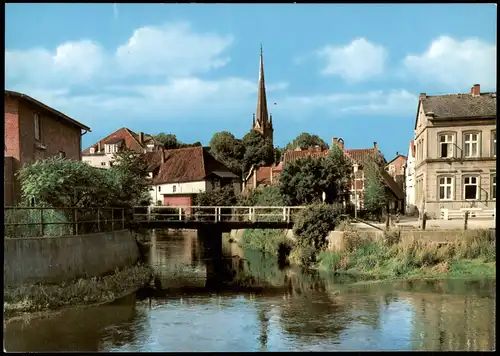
[40,208,44,237]
[147,206,151,222]
[179,207,182,221]
[283,207,286,222]
[112,208,115,231]
[248,207,252,222]
[97,207,101,232]
[464,211,469,230]
[287,207,291,223]
[122,208,125,229]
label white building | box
[405,140,416,210]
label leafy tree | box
[293,203,340,250]
[278,146,352,205]
[154,133,180,149]
[209,131,245,176]
[284,132,329,151]
[363,153,388,219]
[242,186,288,206]
[274,146,284,163]
[241,130,274,175]
[194,185,238,206]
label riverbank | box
[4,263,153,315]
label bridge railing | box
[132,206,306,223]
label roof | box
[151,146,239,184]
[82,127,161,155]
[380,169,405,200]
[344,148,382,165]
[420,92,496,119]
[386,154,407,166]
[5,90,91,131]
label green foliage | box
[240,229,288,254]
[289,246,317,267]
[241,130,274,174]
[363,153,388,216]
[243,186,288,206]
[154,132,202,149]
[285,132,329,151]
[279,146,352,205]
[209,131,245,176]
[292,203,341,250]
[194,185,238,206]
[4,208,71,238]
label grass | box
[240,228,291,254]
[4,263,153,314]
[317,229,496,280]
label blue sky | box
[5,4,496,159]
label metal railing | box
[132,206,306,223]
[4,206,126,238]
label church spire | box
[252,43,273,145]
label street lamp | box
[353,164,359,219]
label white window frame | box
[438,176,453,201]
[34,113,41,140]
[173,185,177,193]
[463,132,480,158]
[463,176,479,200]
[492,174,496,200]
[438,133,454,158]
[492,131,496,157]
[89,147,95,154]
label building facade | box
[251,45,274,144]
[145,146,241,206]
[405,140,416,211]
[81,127,163,169]
[4,90,91,205]
[413,84,496,219]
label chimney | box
[374,142,378,150]
[396,151,399,156]
[139,132,144,144]
[161,149,165,163]
[97,142,101,152]
[253,167,257,188]
[331,137,344,150]
[419,93,426,101]
[470,84,480,97]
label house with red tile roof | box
[386,152,407,192]
[405,140,416,210]
[81,127,163,169]
[144,146,240,206]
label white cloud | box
[115,22,233,77]
[317,38,388,83]
[402,36,496,90]
[278,89,418,118]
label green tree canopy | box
[363,152,388,216]
[154,132,202,149]
[209,131,245,176]
[278,146,352,205]
[284,133,329,151]
[241,130,274,175]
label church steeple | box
[252,43,273,144]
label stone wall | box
[4,230,140,287]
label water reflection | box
[3,229,496,352]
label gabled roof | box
[381,169,405,200]
[386,154,407,166]
[344,148,383,165]
[151,146,238,185]
[5,90,91,131]
[82,127,161,154]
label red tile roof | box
[344,148,381,165]
[151,146,238,184]
[82,127,161,155]
[254,163,283,185]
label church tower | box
[252,44,274,145]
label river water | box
[4,229,496,352]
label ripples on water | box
[4,229,496,352]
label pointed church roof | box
[255,44,269,127]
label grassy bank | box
[4,263,153,314]
[317,229,496,280]
[239,228,291,254]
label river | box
[3,229,496,352]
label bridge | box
[132,205,305,231]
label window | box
[439,134,454,158]
[464,132,479,157]
[90,147,95,154]
[492,175,496,200]
[109,161,114,167]
[463,176,479,200]
[158,186,161,192]
[492,131,496,157]
[105,144,116,154]
[58,151,65,158]
[34,113,41,140]
[173,185,176,193]
[101,161,106,166]
[438,176,453,200]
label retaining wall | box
[4,230,140,287]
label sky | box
[5,4,497,159]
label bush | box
[4,208,72,238]
[240,229,288,254]
[293,203,342,250]
[289,246,317,267]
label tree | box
[278,146,352,205]
[154,133,180,149]
[284,132,329,151]
[241,130,274,175]
[363,152,388,219]
[209,131,245,176]
[194,185,238,206]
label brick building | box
[4,90,91,205]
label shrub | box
[4,208,71,238]
[240,229,288,254]
[289,246,317,267]
[293,203,340,250]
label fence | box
[132,205,306,223]
[4,206,126,238]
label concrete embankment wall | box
[230,228,496,253]
[4,230,140,287]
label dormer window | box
[147,144,154,152]
[105,144,116,154]
[90,147,95,154]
